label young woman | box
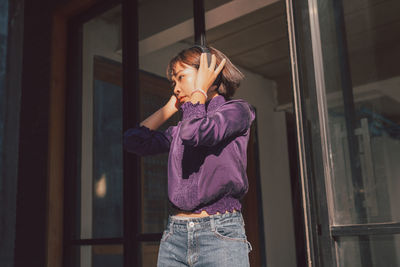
[123,46,255,266]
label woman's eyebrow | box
[173,69,184,77]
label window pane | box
[337,234,400,266]
[300,0,400,225]
[138,0,193,234]
[141,242,160,267]
[69,245,123,267]
[74,4,123,239]
[325,0,400,224]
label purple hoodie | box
[123,94,256,215]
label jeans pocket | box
[160,227,173,242]
[213,222,247,242]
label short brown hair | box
[166,46,244,99]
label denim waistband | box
[167,211,244,232]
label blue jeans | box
[157,211,252,267]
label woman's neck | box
[207,91,219,102]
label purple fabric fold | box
[123,123,175,156]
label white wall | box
[236,67,297,267]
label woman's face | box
[171,62,197,104]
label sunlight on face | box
[171,62,197,104]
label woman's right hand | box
[167,94,181,113]
[138,95,179,130]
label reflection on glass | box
[92,77,123,238]
[138,0,193,234]
[70,245,123,267]
[329,98,400,224]
[337,235,400,267]
[324,0,400,224]
[76,5,123,239]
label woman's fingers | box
[214,58,226,75]
[209,54,217,70]
[201,53,207,69]
[196,53,226,91]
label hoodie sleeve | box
[179,100,255,147]
[123,123,176,156]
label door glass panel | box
[74,4,123,239]
[296,0,400,225]
[323,0,400,225]
[337,234,400,266]
[290,0,400,265]
[289,0,400,265]
[69,245,123,267]
[137,0,193,234]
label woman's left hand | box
[194,53,226,94]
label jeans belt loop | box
[210,216,216,232]
[169,218,174,234]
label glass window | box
[290,0,400,265]
[337,234,400,267]
[140,242,160,267]
[325,0,400,225]
[69,245,123,267]
[73,4,124,240]
[137,0,193,235]
[66,4,125,266]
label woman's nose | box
[174,85,180,95]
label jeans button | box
[189,221,194,227]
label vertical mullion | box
[284,1,319,266]
[122,0,140,266]
[193,0,206,44]
[305,0,338,265]
[64,17,83,267]
[287,0,346,265]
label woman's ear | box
[209,85,218,92]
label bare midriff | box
[173,209,237,218]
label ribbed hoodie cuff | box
[180,101,206,120]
